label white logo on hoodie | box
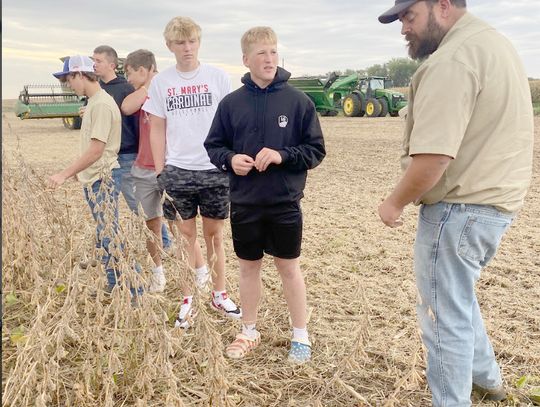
[278,115,288,128]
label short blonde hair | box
[163,17,201,43]
[241,26,277,54]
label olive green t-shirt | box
[77,89,121,185]
[402,12,534,213]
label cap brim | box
[52,71,69,79]
[378,0,417,24]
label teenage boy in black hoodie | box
[205,26,325,364]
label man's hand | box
[378,198,404,228]
[48,172,68,189]
[254,147,282,172]
[79,106,86,117]
[231,154,255,176]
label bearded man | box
[377,1,534,405]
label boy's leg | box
[83,172,121,290]
[173,217,200,295]
[267,202,311,363]
[225,258,262,359]
[201,217,226,291]
[145,217,162,267]
[238,258,263,325]
[274,257,307,329]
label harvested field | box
[2,100,540,406]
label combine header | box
[14,84,86,129]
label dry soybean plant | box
[1,144,232,406]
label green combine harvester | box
[289,73,408,118]
[14,84,86,129]
[13,56,126,130]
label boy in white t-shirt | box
[143,16,241,328]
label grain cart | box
[288,74,341,116]
[342,76,407,118]
[289,72,372,116]
[13,56,126,130]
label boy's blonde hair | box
[163,17,202,43]
[241,26,277,54]
[125,49,157,72]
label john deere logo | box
[278,115,288,128]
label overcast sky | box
[3,0,539,99]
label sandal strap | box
[226,333,260,357]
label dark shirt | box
[100,76,139,155]
[205,67,326,206]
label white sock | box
[153,265,164,274]
[195,265,208,275]
[292,327,310,344]
[242,323,258,340]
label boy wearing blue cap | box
[48,55,123,291]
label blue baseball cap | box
[53,55,95,78]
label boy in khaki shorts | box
[143,16,241,328]
[205,27,325,363]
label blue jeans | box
[83,169,122,288]
[117,153,171,249]
[415,202,514,406]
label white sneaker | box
[175,298,193,329]
[211,292,242,319]
[149,271,166,293]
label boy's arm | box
[48,139,106,188]
[121,86,148,115]
[277,104,326,171]
[204,104,237,172]
[149,114,166,174]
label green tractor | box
[289,73,407,118]
[341,76,407,118]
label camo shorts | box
[157,165,229,221]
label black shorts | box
[157,165,229,221]
[230,202,303,261]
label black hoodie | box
[205,67,325,206]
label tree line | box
[321,57,421,88]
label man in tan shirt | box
[377,0,534,405]
[48,55,123,292]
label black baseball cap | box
[379,0,421,24]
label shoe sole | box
[210,301,242,319]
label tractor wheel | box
[342,94,361,117]
[365,98,382,118]
[378,98,389,117]
[63,116,82,130]
[353,91,366,116]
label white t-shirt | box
[143,63,231,170]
